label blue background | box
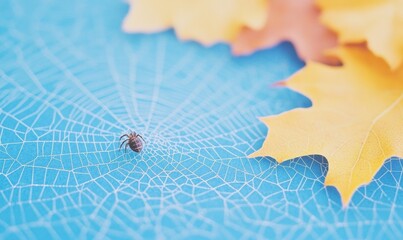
[0,0,402,239]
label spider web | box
[0,0,402,239]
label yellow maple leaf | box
[122,0,268,45]
[317,0,403,69]
[250,46,403,205]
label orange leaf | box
[232,0,339,65]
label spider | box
[119,131,145,153]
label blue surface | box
[0,0,402,239]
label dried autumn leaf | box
[317,0,403,69]
[232,0,339,65]
[122,0,268,45]
[250,46,403,205]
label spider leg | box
[137,134,146,143]
[119,139,129,150]
[120,134,129,140]
[131,130,136,136]
[125,143,129,153]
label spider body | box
[120,131,145,153]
